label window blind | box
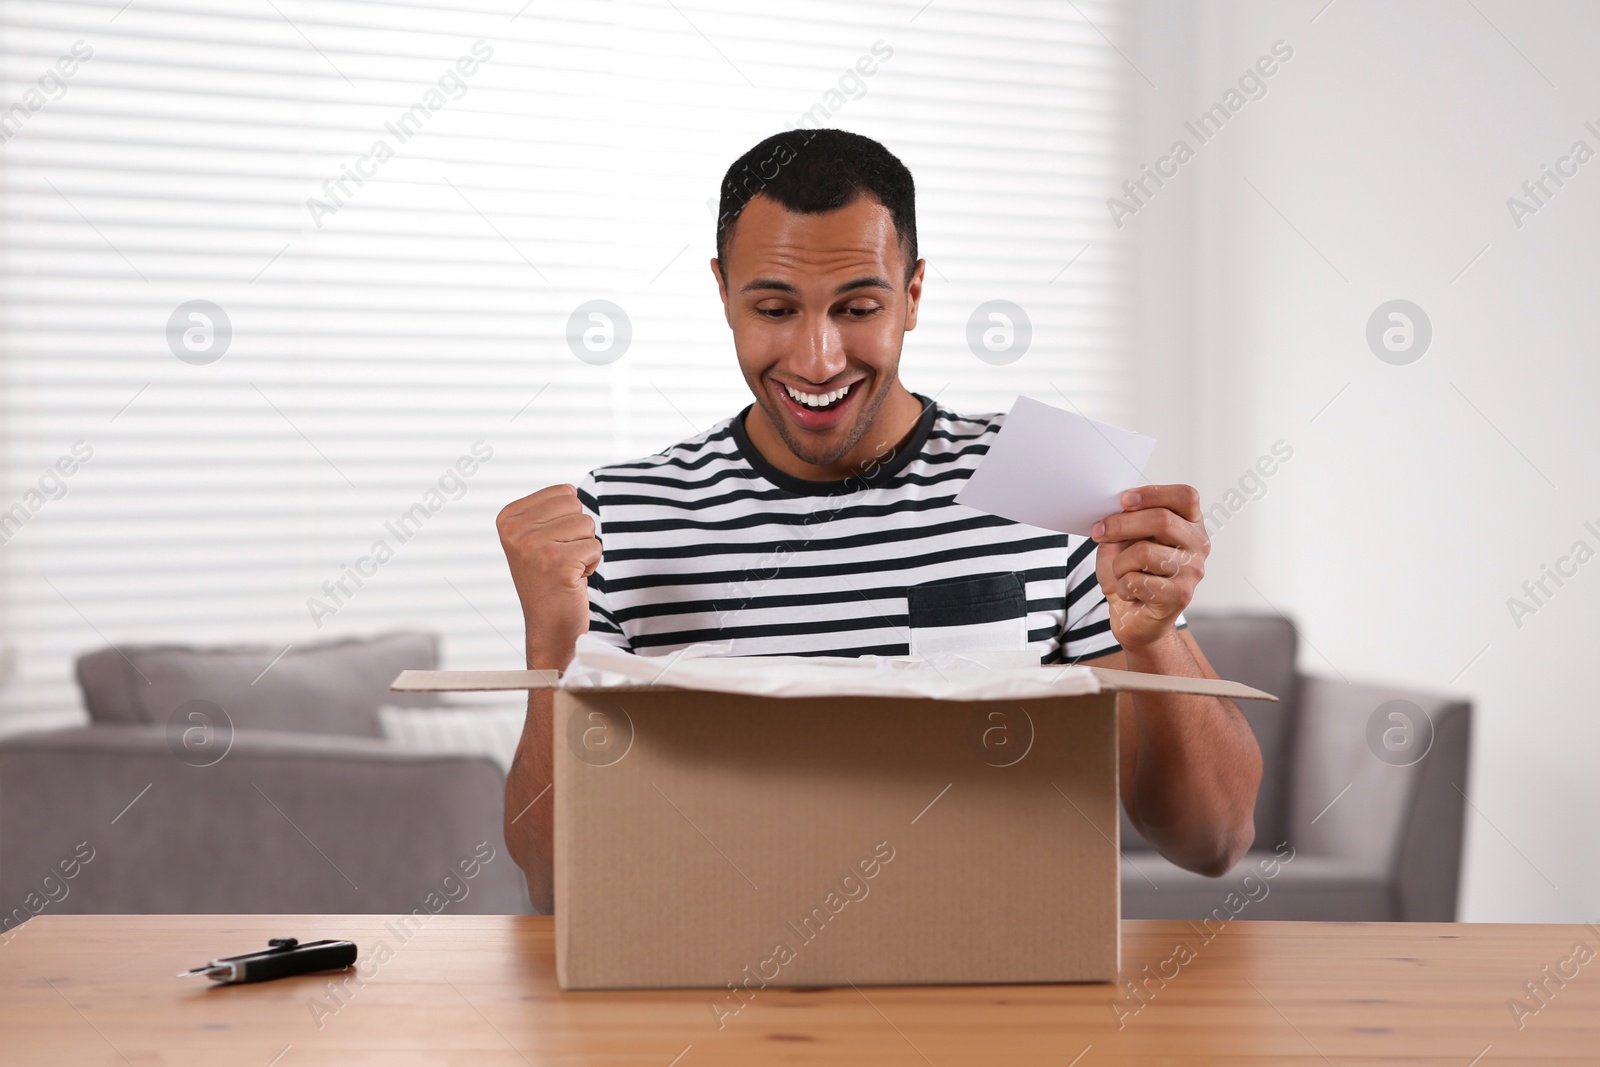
[0,0,1129,733]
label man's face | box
[712,194,923,468]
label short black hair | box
[715,129,918,284]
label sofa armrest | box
[1289,675,1471,920]
[1394,697,1471,920]
[0,725,531,919]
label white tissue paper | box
[559,632,1101,702]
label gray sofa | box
[1122,611,1473,921]
[0,632,531,923]
[1,615,1469,923]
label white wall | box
[1127,0,1600,921]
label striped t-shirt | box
[577,394,1183,663]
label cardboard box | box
[394,645,1274,991]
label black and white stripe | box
[577,395,1182,662]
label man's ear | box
[710,257,731,325]
[903,259,926,331]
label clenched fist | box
[496,484,602,670]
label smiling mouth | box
[782,380,855,412]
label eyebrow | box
[740,275,895,296]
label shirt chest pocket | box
[906,572,1028,656]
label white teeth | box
[785,382,851,408]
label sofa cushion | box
[377,701,525,774]
[74,631,440,738]
[1122,851,1394,922]
[1287,677,1470,877]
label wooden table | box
[2,915,1597,1065]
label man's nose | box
[789,312,847,383]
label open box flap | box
[1082,664,1275,701]
[393,668,560,692]
[392,636,1277,703]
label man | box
[498,130,1262,913]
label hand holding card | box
[956,396,1207,652]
